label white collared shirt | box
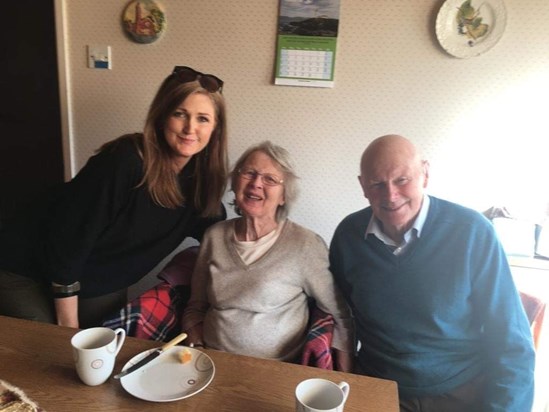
[365,195,430,255]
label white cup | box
[71,327,126,386]
[295,378,350,412]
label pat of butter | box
[179,348,192,364]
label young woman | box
[0,66,228,328]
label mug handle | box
[113,328,126,356]
[338,382,350,403]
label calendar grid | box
[278,49,333,80]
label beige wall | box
[56,0,549,243]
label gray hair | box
[230,141,299,221]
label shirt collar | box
[365,195,430,244]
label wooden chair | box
[519,291,546,350]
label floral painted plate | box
[436,0,506,58]
[122,0,166,44]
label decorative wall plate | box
[122,0,166,44]
[436,0,506,58]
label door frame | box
[54,0,74,180]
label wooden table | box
[0,316,398,411]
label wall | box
[56,0,549,244]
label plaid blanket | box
[102,282,189,342]
[102,247,197,341]
[300,305,335,370]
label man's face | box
[359,143,428,238]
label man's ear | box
[422,160,430,188]
[358,175,369,199]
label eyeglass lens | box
[239,169,283,186]
[172,66,223,93]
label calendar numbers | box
[278,49,333,80]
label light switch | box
[88,45,112,69]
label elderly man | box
[329,135,535,411]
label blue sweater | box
[329,196,535,411]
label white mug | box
[295,378,350,412]
[71,327,126,386]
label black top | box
[0,135,225,298]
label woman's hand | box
[54,296,79,328]
[184,323,204,347]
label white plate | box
[120,346,215,402]
[435,0,506,58]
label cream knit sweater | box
[182,219,354,361]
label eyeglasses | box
[238,168,284,186]
[171,66,224,93]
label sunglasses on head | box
[171,66,223,93]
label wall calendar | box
[275,0,340,88]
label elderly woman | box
[182,141,354,371]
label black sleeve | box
[43,141,142,285]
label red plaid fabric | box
[102,247,197,341]
[301,305,335,370]
[102,282,189,342]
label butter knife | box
[114,332,188,379]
